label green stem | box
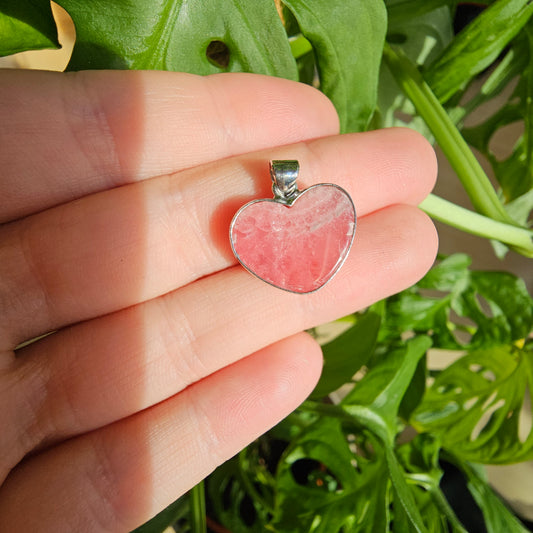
[524,25,533,179]
[237,450,275,513]
[420,194,533,257]
[190,480,207,533]
[383,43,517,226]
[430,485,469,533]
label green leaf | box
[342,336,433,440]
[414,344,533,463]
[0,0,59,56]
[446,458,531,533]
[447,26,533,257]
[57,0,297,78]
[461,26,533,206]
[272,418,389,532]
[425,0,533,103]
[383,43,526,243]
[459,271,533,347]
[283,0,387,132]
[381,254,533,350]
[524,24,533,191]
[398,354,427,421]
[207,451,272,533]
[504,189,533,229]
[271,417,428,532]
[385,0,458,26]
[384,446,427,532]
[460,44,528,118]
[417,253,471,292]
[397,435,468,532]
[378,6,454,136]
[294,337,432,531]
[310,311,380,399]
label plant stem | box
[238,450,275,513]
[420,194,533,257]
[430,485,469,533]
[525,26,533,180]
[382,43,517,226]
[190,480,207,533]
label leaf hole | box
[345,433,360,456]
[449,309,477,345]
[482,369,496,382]
[393,109,413,124]
[437,383,456,394]
[488,121,524,162]
[290,458,341,492]
[350,458,361,473]
[518,385,532,443]
[469,363,482,373]
[471,398,505,441]
[481,391,498,411]
[206,40,230,68]
[341,424,376,460]
[463,397,478,410]
[475,293,494,318]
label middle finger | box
[1,128,435,346]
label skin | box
[0,70,438,532]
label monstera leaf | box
[0,0,388,134]
[414,343,533,464]
[283,0,387,132]
[56,0,298,77]
[310,311,380,399]
[380,254,533,350]
[271,417,392,533]
[0,0,59,56]
[424,0,533,103]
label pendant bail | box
[270,160,300,203]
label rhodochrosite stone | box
[230,185,356,293]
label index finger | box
[0,70,339,223]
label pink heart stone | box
[230,184,356,293]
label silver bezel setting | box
[229,161,356,294]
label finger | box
[1,128,437,345]
[0,333,323,531]
[9,205,437,463]
[0,70,339,223]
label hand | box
[0,70,438,531]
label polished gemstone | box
[230,184,356,293]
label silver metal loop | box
[270,160,300,203]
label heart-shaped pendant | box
[229,160,356,293]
